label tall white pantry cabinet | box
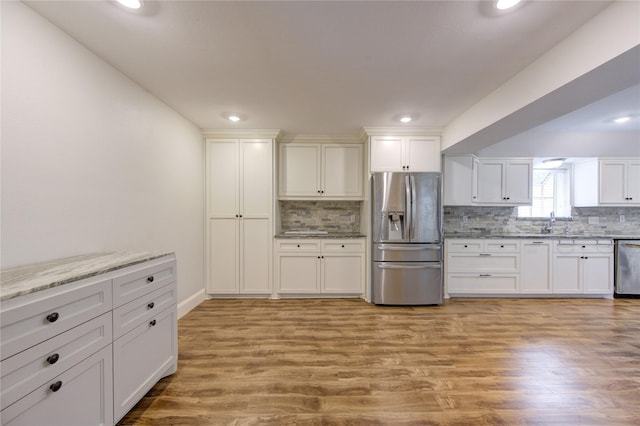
[206,138,274,295]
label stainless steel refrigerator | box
[371,172,443,305]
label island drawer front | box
[112,283,177,339]
[0,312,112,411]
[484,240,520,252]
[112,257,176,308]
[446,253,519,272]
[446,240,482,252]
[447,274,519,293]
[0,345,113,426]
[0,279,112,362]
[276,240,322,252]
[322,240,365,253]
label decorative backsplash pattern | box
[280,201,361,233]
[444,206,640,236]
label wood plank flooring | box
[118,298,640,425]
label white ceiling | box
[24,0,638,147]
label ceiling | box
[24,0,638,147]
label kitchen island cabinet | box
[0,252,177,426]
[275,238,365,296]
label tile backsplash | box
[444,206,640,236]
[280,201,361,233]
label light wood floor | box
[118,298,640,425]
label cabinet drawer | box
[447,253,519,272]
[0,279,112,361]
[446,240,482,252]
[276,240,321,252]
[113,283,177,339]
[322,239,365,253]
[484,240,520,252]
[113,257,176,308]
[447,274,519,293]
[113,306,177,423]
[554,240,613,253]
[1,345,113,426]
[0,312,112,411]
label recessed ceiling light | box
[116,0,142,9]
[228,115,241,122]
[614,116,631,124]
[400,116,412,123]
[496,0,521,10]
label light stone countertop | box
[0,251,174,302]
[444,234,640,240]
[275,232,366,239]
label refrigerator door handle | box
[410,174,417,240]
[377,245,440,251]
[377,264,442,270]
[404,175,411,240]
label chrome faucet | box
[542,212,555,234]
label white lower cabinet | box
[520,241,552,294]
[446,238,613,297]
[1,345,113,426]
[275,239,365,296]
[0,254,177,426]
[552,241,613,295]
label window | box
[517,167,571,218]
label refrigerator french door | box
[371,172,443,305]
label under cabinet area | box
[275,239,365,296]
[0,253,177,426]
[445,238,613,298]
[278,142,363,199]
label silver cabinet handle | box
[377,245,440,251]
[478,253,491,256]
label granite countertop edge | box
[0,251,174,302]
[275,233,366,239]
[444,234,640,240]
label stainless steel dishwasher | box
[614,240,640,298]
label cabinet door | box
[443,156,475,206]
[1,346,113,426]
[322,144,363,197]
[583,255,613,294]
[553,254,582,293]
[279,144,320,197]
[599,160,626,204]
[322,254,364,294]
[206,140,239,217]
[113,307,177,423]
[405,137,440,172]
[208,218,239,293]
[626,160,640,203]
[370,136,404,171]
[504,160,532,204]
[520,242,552,293]
[277,254,320,293]
[476,160,505,203]
[240,218,272,294]
[241,139,272,217]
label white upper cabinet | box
[599,158,640,205]
[574,158,640,207]
[476,159,532,205]
[279,142,363,199]
[370,136,440,172]
[443,155,478,206]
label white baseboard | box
[178,288,206,319]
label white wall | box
[1,2,205,311]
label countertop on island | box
[275,232,366,239]
[0,251,174,302]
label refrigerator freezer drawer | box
[372,262,442,305]
[373,244,441,262]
